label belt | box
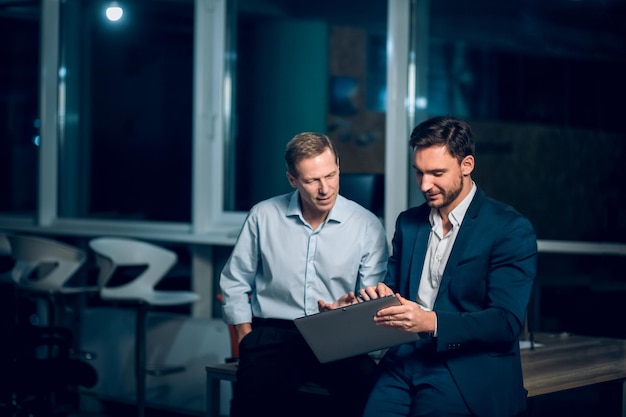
[252,317,297,329]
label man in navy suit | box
[358,116,537,417]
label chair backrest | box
[88,237,177,302]
[8,234,87,293]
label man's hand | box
[356,282,394,301]
[373,293,436,334]
[234,322,252,345]
[317,292,359,312]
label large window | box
[2,0,624,237]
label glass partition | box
[57,0,194,222]
[0,1,41,217]
[225,0,389,213]
[426,0,626,243]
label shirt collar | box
[287,190,346,224]
[449,181,477,226]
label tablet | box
[294,296,421,363]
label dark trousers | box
[363,342,472,417]
[231,318,379,417]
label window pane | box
[226,0,388,216]
[58,0,193,222]
[0,1,41,216]
[428,0,626,243]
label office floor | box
[3,381,622,417]
[69,402,197,417]
[2,392,200,417]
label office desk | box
[205,363,237,417]
[521,332,626,416]
[206,333,626,417]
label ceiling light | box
[105,2,123,22]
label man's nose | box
[319,179,329,193]
[420,176,432,193]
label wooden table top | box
[207,332,626,399]
[522,332,626,397]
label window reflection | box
[427,0,626,242]
[0,0,623,241]
[0,1,41,215]
[58,0,194,222]
[227,0,388,213]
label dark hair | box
[284,132,339,176]
[409,116,475,163]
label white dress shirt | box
[417,182,477,311]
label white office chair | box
[88,237,200,417]
[5,234,98,414]
[8,234,96,327]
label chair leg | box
[136,303,147,417]
[47,293,57,328]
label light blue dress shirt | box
[220,190,389,324]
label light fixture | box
[105,1,123,22]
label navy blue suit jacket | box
[383,187,537,417]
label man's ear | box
[461,155,475,176]
[286,171,298,188]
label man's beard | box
[425,174,464,209]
